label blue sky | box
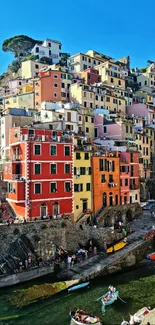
[0,0,155,74]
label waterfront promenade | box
[58,212,154,280]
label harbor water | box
[0,263,155,325]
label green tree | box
[9,60,21,73]
[2,35,42,58]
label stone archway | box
[126,209,132,222]
[104,215,112,227]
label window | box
[89,167,91,174]
[86,127,89,133]
[91,117,94,123]
[111,78,114,83]
[84,101,87,108]
[50,145,56,156]
[103,126,107,133]
[84,92,86,97]
[120,179,122,186]
[74,184,83,192]
[125,179,128,186]
[35,64,39,69]
[80,167,86,175]
[67,112,71,122]
[65,182,71,192]
[106,97,110,102]
[49,50,51,56]
[65,146,70,156]
[34,144,41,155]
[61,92,66,97]
[90,102,93,108]
[130,127,132,133]
[96,95,98,100]
[85,153,89,160]
[101,174,106,183]
[109,175,114,182]
[135,194,138,200]
[34,183,41,194]
[54,75,58,79]
[54,83,58,88]
[61,82,65,88]
[59,44,61,50]
[65,164,70,174]
[86,183,91,191]
[76,152,81,160]
[54,93,57,98]
[118,80,121,86]
[85,116,88,122]
[48,42,51,47]
[34,164,41,175]
[76,205,79,209]
[29,129,34,137]
[51,164,56,174]
[126,125,128,133]
[99,159,106,171]
[50,182,57,193]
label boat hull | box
[101,291,119,306]
[71,318,101,325]
[107,242,127,254]
[146,252,155,260]
[68,282,89,293]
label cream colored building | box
[95,61,126,88]
[21,60,49,79]
[137,63,155,88]
[67,51,112,73]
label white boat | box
[134,307,150,322]
[70,311,102,325]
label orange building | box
[92,151,120,215]
[34,69,72,108]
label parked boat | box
[146,252,155,260]
[70,311,102,325]
[101,290,119,307]
[68,282,89,293]
[107,241,127,254]
[144,230,155,240]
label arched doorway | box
[109,192,113,206]
[103,192,107,207]
[40,202,47,218]
[53,202,59,216]
[104,215,112,227]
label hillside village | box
[0,35,155,222]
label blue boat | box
[101,290,119,308]
[68,281,89,293]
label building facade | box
[3,127,74,220]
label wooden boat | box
[107,241,127,254]
[68,281,89,293]
[101,290,119,307]
[70,311,102,325]
[146,252,155,260]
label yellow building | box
[95,61,126,88]
[74,137,92,221]
[70,82,126,115]
[0,92,34,110]
[77,108,94,138]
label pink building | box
[127,104,149,120]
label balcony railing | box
[12,174,25,181]
[20,135,73,143]
[74,145,92,152]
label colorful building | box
[21,60,49,79]
[92,151,120,215]
[74,136,92,221]
[96,61,126,89]
[3,127,74,220]
[81,68,101,85]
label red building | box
[3,127,74,220]
[82,68,101,85]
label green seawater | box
[0,264,155,325]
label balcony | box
[12,174,25,181]
[108,182,116,188]
[74,145,92,152]
[20,135,73,143]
